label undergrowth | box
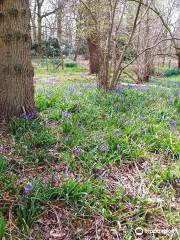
[0,83,179,239]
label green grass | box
[0,213,7,238]
[33,57,88,76]
[0,69,179,238]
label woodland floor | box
[0,59,179,240]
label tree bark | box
[87,37,100,74]
[0,0,35,121]
[37,5,43,55]
[57,3,63,44]
[30,0,37,43]
[177,54,180,69]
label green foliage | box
[16,198,40,235]
[0,213,6,237]
[0,155,7,173]
[1,72,179,238]
[32,38,75,57]
[164,67,180,77]
[9,118,56,149]
[35,93,60,111]
[65,62,78,68]
[8,118,57,165]
[32,57,88,78]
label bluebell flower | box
[66,170,75,178]
[72,146,83,157]
[20,112,27,118]
[62,111,72,119]
[99,143,109,152]
[23,182,33,196]
[20,111,37,121]
[170,120,177,130]
[167,98,173,106]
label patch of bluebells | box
[20,111,37,121]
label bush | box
[164,68,180,77]
[65,62,78,68]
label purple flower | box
[97,175,103,180]
[20,112,27,118]
[127,203,133,210]
[20,111,37,121]
[62,111,72,119]
[66,170,75,178]
[72,146,83,157]
[167,98,173,106]
[23,182,33,196]
[170,120,177,130]
[99,143,109,152]
[0,144,4,152]
[28,111,37,121]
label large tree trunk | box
[87,37,100,74]
[0,0,35,121]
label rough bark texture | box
[31,0,37,43]
[57,3,63,44]
[0,0,35,121]
[178,54,180,69]
[87,37,100,74]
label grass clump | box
[0,213,7,238]
[0,154,7,173]
[65,62,78,68]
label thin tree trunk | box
[31,0,37,43]
[37,3,42,55]
[0,0,35,121]
[57,5,63,44]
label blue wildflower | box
[99,143,109,152]
[23,182,33,196]
[20,111,37,121]
[62,111,72,119]
[72,146,83,157]
[167,98,173,106]
[170,120,177,130]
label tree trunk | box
[87,37,100,74]
[0,0,35,121]
[136,1,154,83]
[178,55,180,69]
[36,0,43,55]
[30,0,37,43]
[57,5,63,44]
[37,13,42,55]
